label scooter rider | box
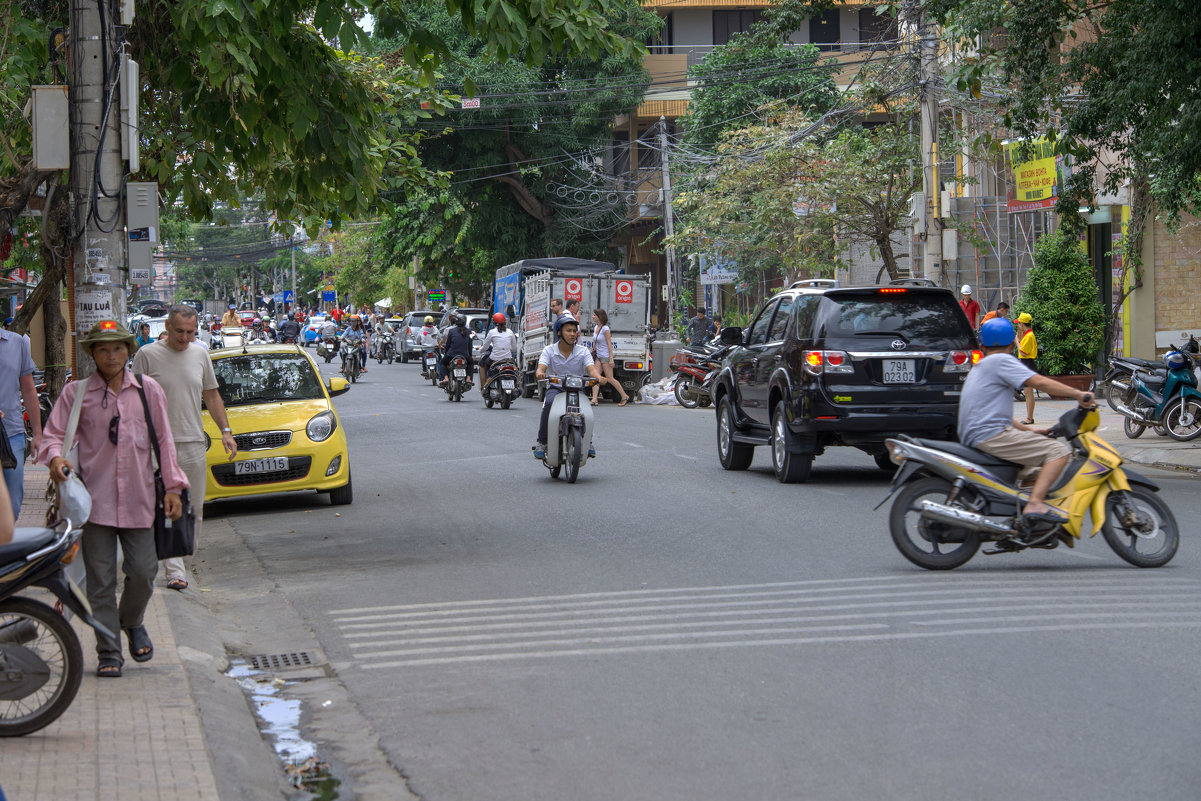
[340,314,368,374]
[533,313,602,460]
[959,317,1094,522]
[246,317,272,343]
[278,311,301,343]
[479,312,518,390]
[438,313,474,387]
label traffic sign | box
[282,290,295,302]
[322,290,336,302]
[615,279,633,303]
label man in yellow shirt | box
[1015,312,1038,423]
[220,304,240,329]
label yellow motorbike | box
[881,405,1179,570]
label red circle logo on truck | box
[616,280,633,303]
[565,278,583,301]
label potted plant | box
[1014,229,1106,397]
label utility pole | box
[290,236,298,312]
[70,0,129,376]
[918,4,943,283]
[659,116,678,331]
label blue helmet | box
[979,317,1015,348]
[554,312,579,337]
[1164,350,1188,370]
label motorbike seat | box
[1141,373,1167,391]
[0,527,58,564]
[910,439,1024,482]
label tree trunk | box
[12,181,70,401]
[0,160,52,235]
[876,234,901,281]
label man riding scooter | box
[438,313,474,388]
[533,313,603,460]
[960,317,1094,524]
[278,311,301,344]
[478,312,518,392]
[340,314,368,375]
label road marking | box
[623,441,644,448]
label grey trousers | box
[162,441,206,581]
[81,522,157,664]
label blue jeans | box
[3,432,25,520]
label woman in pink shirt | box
[39,321,188,678]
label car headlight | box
[306,411,337,442]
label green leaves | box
[1015,229,1106,375]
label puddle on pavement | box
[228,660,342,799]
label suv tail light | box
[803,350,854,376]
[944,350,981,373]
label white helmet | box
[961,285,972,294]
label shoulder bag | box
[134,382,196,559]
[44,380,93,526]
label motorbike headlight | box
[565,376,583,389]
[306,411,337,442]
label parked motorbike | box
[482,359,520,409]
[443,355,470,402]
[539,375,599,483]
[881,404,1179,570]
[671,344,730,409]
[375,332,396,364]
[1,516,112,736]
[1113,350,1201,441]
[1102,356,1164,410]
[422,348,439,385]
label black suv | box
[712,279,980,482]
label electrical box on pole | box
[31,86,70,170]
[120,56,139,173]
[127,182,158,283]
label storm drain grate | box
[247,651,316,671]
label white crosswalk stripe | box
[327,572,1201,669]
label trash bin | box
[652,336,682,382]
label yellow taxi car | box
[201,343,353,505]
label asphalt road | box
[204,353,1201,801]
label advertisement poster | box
[1005,137,1065,212]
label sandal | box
[97,658,122,678]
[166,577,188,591]
[1021,418,1035,425]
[618,397,629,407]
[125,625,154,663]
[590,400,599,407]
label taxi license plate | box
[882,359,916,384]
[501,379,515,389]
[234,457,289,475]
[453,368,467,378]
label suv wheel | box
[771,401,812,483]
[717,396,753,470]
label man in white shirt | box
[132,306,238,589]
[533,313,601,459]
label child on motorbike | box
[960,317,1094,522]
[533,313,603,460]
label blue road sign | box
[322,290,336,302]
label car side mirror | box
[720,326,743,345]
[328,376,350,396]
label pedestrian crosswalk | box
[328,573,1201,669]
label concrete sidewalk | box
[0,465,257,801]
[1032,398,1201,475]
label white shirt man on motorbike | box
[533,313,601,460]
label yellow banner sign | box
[1006,138,1061,212]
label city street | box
[197,355,1201,801]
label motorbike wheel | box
[888,476,981,570]
[1101,488,1179,567]
[674,375,701,409]
[501,394,511,410]
[453,383,462,402]
[485,394,494,408]
[1105,379,1129,412]
[401,349,409,363]
[0,597,83,737]
[770,401,812,483]
[564,428,583,484]
[1161,397,1201,441]
[716,396,753,471]
[1123,414,1146,439]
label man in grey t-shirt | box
[960,318,1093,520]
[0,328,40,518]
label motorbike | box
[317,335,339,364]
[1102,356,1164,410]
[880,404,1179,570]
[482,358,520,409]
[375,332,396,364]
[342,340,364,383]
[443,355,470,402]
[1113,350,1201,441]
[671,343,731,409]
[1,516,112,736]
[422,347,440,385]
[539,375,599,483]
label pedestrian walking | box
[590,309,629,406]
[38,320,188,678]
[685,308,715,348]
[132,305,238,591]
[959,285,981,329]
[1015,312,1038,424]
[0,322,41,520]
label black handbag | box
[0,428,17,469]
[135,383,196,560]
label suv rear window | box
[818,292,974,344]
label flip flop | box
[1021,418,1035,425]
[166,577,188,591]
[125,625,154,663]
[97,658,122,678]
